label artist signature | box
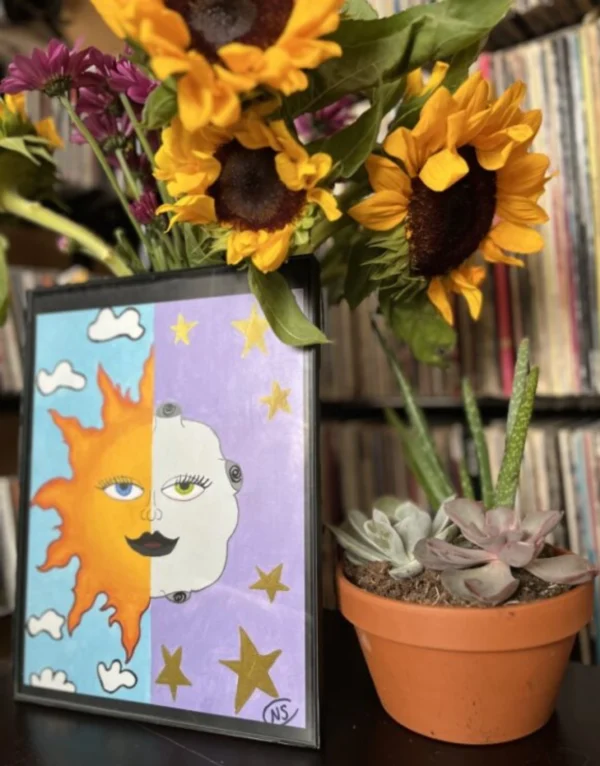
[262,698,299,726]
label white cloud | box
[88,307,145,342]
[36,361,87,396]
[30,668,76,693]
[26,609,65,640]
[97,660,137,693]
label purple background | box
[151,293,307,727]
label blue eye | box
[100,480,144,502]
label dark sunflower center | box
[408,146,497,278]
[209,140,305,231]
[166,0,294,62]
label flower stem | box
[60,97,153,261]
[0,189,132,276]
[119,94,184,259]
[115,148,141,199]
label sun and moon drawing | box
[23,292,308,727]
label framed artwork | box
[13,260,321,748]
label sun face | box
[33,351,155,661]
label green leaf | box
[459,457,475,500]
[249,264,329,347]
[114,229,145,273]
[506,338,530,439]
[385,409,445,509]
[0,136,39,164]
[495,367,540,509]
[344,238,374,309]
[0,234,9,326]
[285,0,511,116]
[373,320,454,501]
[462,378,494,508]
[343,0,378,20]
[309,79,405,178]
[142,79,177,130]
[384,292,457,365]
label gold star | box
[171,313,198,345]
[260,381,291,420]
[155,646,192,701]
[231,304,269,358]
[220,628,282,714]
[250,564,290,603]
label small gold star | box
[260,381,291,420]
[155,646,192,701]
[171,313,198,345]
[250,564,290,603]
[231,304,269,357]
[220,628,281,714]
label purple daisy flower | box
[295,95,359,143]
[130,188,159,225]
[109,60,156,105]
[1,39,99,98]
[71,112,132,151]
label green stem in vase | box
[0,189,132,277]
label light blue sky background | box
[24,304,154,702]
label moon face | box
[144,404,242,600]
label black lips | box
[126,531,179,557]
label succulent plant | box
[414,499,596,605]
[331,497,457,579]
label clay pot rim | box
[337,563,594,651]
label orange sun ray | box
[32,349,155,661]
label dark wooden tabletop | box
[1,612,599,766]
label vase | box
[337,564,593,745]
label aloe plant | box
[414,499,596,605]
[331,497,456,579]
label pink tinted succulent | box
[414,498,596,605]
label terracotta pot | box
[337,564,594,745]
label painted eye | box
[103,482,144,501]
[161,475,211,502]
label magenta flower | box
[71,112,132,151]
[295,95,358,143]
[1,39,99,97]
[77,86,116,115]
[130,188,159,225]
[109,60,156,104]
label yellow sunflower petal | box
[227,230,264,266]
[365,155,411,197]
[280,0,344,44]
[428,278,454,325]
[412,86,455,151]
[251,226,295,273]
[151,54,191,81]
[349,191,408,231]
[453,72,487,112]
[405,69,425,99]
[496,152,551,197]
[479,237,525,267]
[496,193,549,226]
[210,80,242,128]
[384,127,420,177]
[489,221,544,254]
[419,148,469,192]
[218,43,265,80]
[475,140,519,172]
[275,151,331,191]
[5,92,26,118]
[158,195,216,229]
[307,188,342,221]
[178,73,214,132]
[450,268,484,320]
[34,117,64,149]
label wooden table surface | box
[1,612,599,766]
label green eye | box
[174,482,194,496]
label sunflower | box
[1,92,64,149]
[92,0,345,131]
[156,114,341,272]
[350,73,552,325]
[405,61,449,99]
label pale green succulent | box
[331,497,457,579]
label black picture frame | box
[13,258,322,749]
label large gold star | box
[231,304,269,357]
[260,381,291,420]
[220,628,282,714]
[250,564,290,603]
[155,646,192,701]
[171,313,198,345]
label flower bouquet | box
[334,335,597,745]
[0,0,542,360]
